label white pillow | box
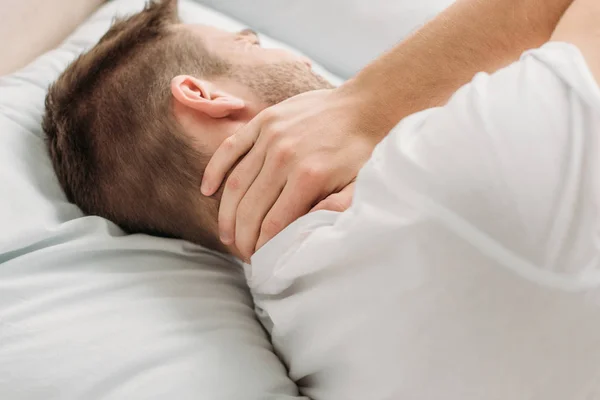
[194,0,456,79]
[0,1,338,399]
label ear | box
[170,75,245,118]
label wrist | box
[335,77,398,144]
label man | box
[44,0,600,398]
[44,0,333,257]
[206,0,600,398]
[203,0,579,258]
[45,0,574,259]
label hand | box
[201,87,379,259]
[310,182,356,213]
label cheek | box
[242,47,303,66]
[266,48,304,63]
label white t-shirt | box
[247,42,600,400]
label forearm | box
[0,0,104,75]
[342,0,574,140]
[552,0,600,84]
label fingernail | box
[201,183,211,196]
[220,233,232,244]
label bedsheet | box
[0,1,340,399]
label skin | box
[551,0,600,83]
[172,25,318,156]
[170,25,333,258]
[200,0,576,260]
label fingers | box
[254,175,323,252]
[218,146,266,244]
[254,181,356,252]
[201,117,261,196]
[234,158,286,258]
[310,182,355,213]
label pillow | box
[193,0,456,79]
[0,1,339,399]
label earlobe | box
[171,75,245,118]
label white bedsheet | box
[0,1,341,399]
[249,42,600,400]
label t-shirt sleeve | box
[366,41,600,275]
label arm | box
[344,0,575,137]
[202,0,575,259]
[551,0,600,83]
[0,0,104,76]
[252,43,600,399]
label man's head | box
[43,0,332,254]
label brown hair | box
[43,0,231,252]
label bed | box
[0,0,454,398]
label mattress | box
[0,0,456,398]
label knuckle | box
[261,108,278,124]
[298,163,325,184]
[273,142,294,166]
[226,174,241,191]
[266,124,285,144]
[221,136,236,151]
